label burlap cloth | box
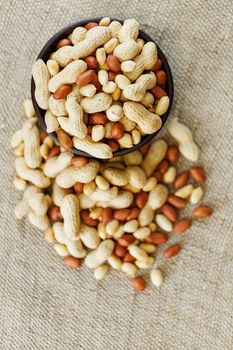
[0,0,233,349]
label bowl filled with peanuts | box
[31,17,173,159]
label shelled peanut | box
[11,100,212,292]
[32,18,171,159]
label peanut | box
[164,244,181,259]
[131,277,145,292]
[150,269,164,287]
[190,187,203,204]
[174,219,192,233]
[193,206,212,218]
[190,167,206,183]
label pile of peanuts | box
[32,18,170,158]
[11,99,212,292]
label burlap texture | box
[0,0,233,349]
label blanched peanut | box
[89,207,103,220]
[106,104,123,122]
[143,177,157,192]
[121,262,137,277]
[95,175,109,190]
[13,176,27,191]
[79,84,96,97]
[32,59,50,109]
[163,166,177,184]
[132,130,141,145]
[123,102,162,134]
[43,135,54,148]
[155,214,173,232]
[175,185,194,199]
[54,243,69,257]
[39,143,49,159]
[121,60,136,72]
[91,125,105,142]
[98,70,108,86]
[47,59,60,76]
[66,239,86,258]
[190,186,203,204]
[141,92,154,108]
[128,245,148,262]
[102,81,117,94]
[96,48,106,66]
[139,243,156,254]
[115,74,131,90]
[108,255,122,269]
[99,17,111,26]
[93,264,109,280]
[151,269,164,287]
[123,219,139,233]
[118,133,133,148]
[155,96,170,116]
[120,115,136,131]
[104,38,119,53]
[106,219,120,236]
[133,227,151,239]
[83,181,96,196]
[45,227,55,243]
[135,257,154,269]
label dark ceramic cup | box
[31,18,174,158]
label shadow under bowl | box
[31,17,174,159]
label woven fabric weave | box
[0,1,233,349]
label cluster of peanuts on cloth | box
[32,17,170,158]
[11,98,213,292]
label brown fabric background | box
[0,0,233,349]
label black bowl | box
[31,17,174,158]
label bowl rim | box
[31,17,174,159]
